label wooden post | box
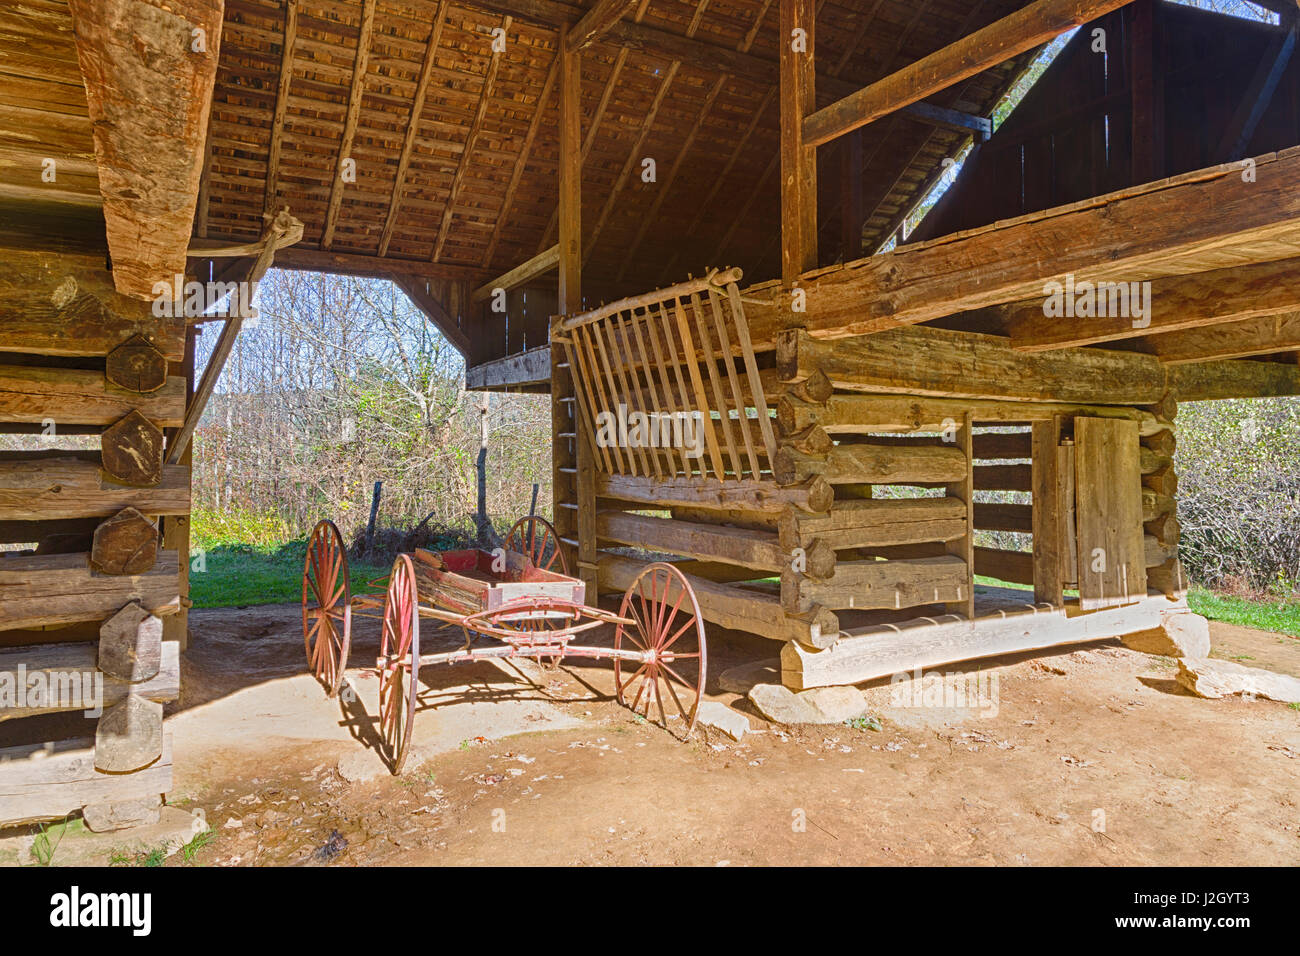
[475,396,490,542]
[1031,415,1065,606]
[779,0,817,286]
[555,26,597,594]
[944,411,976,619]
[366,480,383,553]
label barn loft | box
[3,0,1300,824]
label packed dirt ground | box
[23,600,1300,866]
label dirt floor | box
[39,602,1300,866]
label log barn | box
[3,0,1300,824]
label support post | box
[779,0,817,286]
[1032,415,1066,606]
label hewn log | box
[1169,357,1300,400]
[778,497,967,551]
[596,510,786,572]
[0,733,173,827]
[781,593,1182,689]
[776,391,1168,436]
[598,553,838,645]
[1006,258,1300,351]
[0,550,180,631]
[0,250,186,358]
[973,502,1033,533]
[774,442,967,486]
[0,639,178,721]
[95,695,164,772]
[101,410,164,486]
[105,335,168,392]
[781,554,970,614]
[0,458,189,521]
[745,147,1300,337]
[596,472,833,514]
[98,601,163,682]
[776,327,1169,405]
[68,0,225,298]
[0,365,185,427]
[90,508,159,575]
[973,546,1035,586]
[973,463,1032,491]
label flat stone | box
[1177,658,1300,703]
[1122,611,1210,658]
[748,683,867,725]
[696,701,749,741]
[801,686,869,723]
[83,796,162,833]
[717,659,781,695]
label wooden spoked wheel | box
[614,562,707,739]
[378,554,420,775]
[504,515,567,575]
[302,520,351,698]
[502,514,569,654]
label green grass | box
[1188,586,1300,639]
[189,541,391,609]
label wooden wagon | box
[301,515,707,773]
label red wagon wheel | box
[504,514,567,575]
[614,562,707,739]
[302,520,351,698]
[378,554,420,775]
[502,514,570,657]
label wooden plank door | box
[1074,417,1147,609]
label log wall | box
[572,316,1187,689]
[0,246,190,828]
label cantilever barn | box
[3,0,1300,824]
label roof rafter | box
[431,15,511,263]
[321,0,378,250]
[567,0,641,52]
[264,0,300,220]
[378,0,450,258]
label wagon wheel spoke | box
[661,614,697,654]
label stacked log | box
[0,247,190,828]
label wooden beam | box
[321,0,377,250]
[1169,357,1300,400]
[432,15,510,262]
[472,244,560,303]
[379,0,450,258]
[743,147,1300,337]
[392,275,472,355]
[0,734,173,828]
[0,550,180,631]
[272,245,488,282]
[566,0,639,51]
[781,592,1182,689]
[484,51,560,268]
[1148,312,1300,364]
[0,458,190,520]
[465,345,552,390]
[67,0,226,298]
[0,367,185,427]
[167,211,299,463]
[777,326,1170,405]
[780,0,818,284]
[558,29,583,313]
[802,0,1133,148]
[263,0,300,219]
[1006,257,1300,351]
[0,641,178,722]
